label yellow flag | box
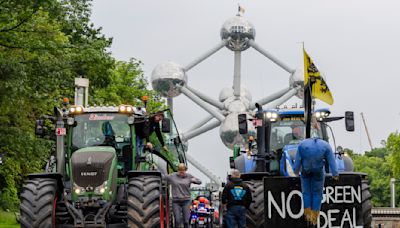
[303,49,334,105]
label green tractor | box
[20,102,186,227]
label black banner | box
[264,175,363,228]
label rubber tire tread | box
[20,178,57,228]
[244,180,264,228]
[361,179,372,228]
[127,175,161,228]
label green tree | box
[353,152,396,207]
[91,59,164,112]
[387,132,400,176]
[365,147,389,159]
[0,0,163,210]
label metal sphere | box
[219,87,234,102]
[240,86,252,102]
[151,62,187,98]
[220,86,252,107]
[219,113,256,149]
[289,68,304,99]
[220,16,256,51]
[227,100,247,113]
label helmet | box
[192,200,199,205]
[199,197,206,203]
[204,199,209,205]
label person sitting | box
[101,121,115,146]
[284,125,304,145]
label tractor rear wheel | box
[127,175,162,228]
[361,179,372,228]
[20,178,58,228]
[244,180,264,228]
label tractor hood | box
[71,146,116,189]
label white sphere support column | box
[265,86,301,109]
[186,86,225,110]
[184,39,229,72]
[251,87,292,109]
[233,51,242,98]
[182,119,221,142]
[179,86,225,122]
[248,39,295,74]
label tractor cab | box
[236,107,355,176]
[270,109,327,176]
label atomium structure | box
[151,15,304,151]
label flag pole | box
[303,44,315,139]
[304,80,314,138]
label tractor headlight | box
[264,111,279,122]
[95,181,108,195]
[314,110,330,121]
[69,106,84,115]
[73,183,85,195]
[119,105,126,112]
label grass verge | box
[0,209,19,228]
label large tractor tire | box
[127,175,162,228]
[361,179,372,228]
[20,178,58,228]
[244,180,264,228]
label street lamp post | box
[391,178,396,208]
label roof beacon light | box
[119,105,134,114]
[69,106,84,115]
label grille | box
[71,151,115,188]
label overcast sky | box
[91,0,400,182]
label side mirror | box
[229,156,235,169]
[345,111,354,132]
[161,118,171,133]
[35,119,44,136]
[238,114,248,134]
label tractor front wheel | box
[244,180,264,228]
[20,178,58,228]
[127,175,163,228]
[361,179,372,227]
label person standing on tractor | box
[221,169,252,228]
[164,163,202,228]
[135,111,167,161]
[293,137,339,225]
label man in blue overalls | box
[293,138,339,225]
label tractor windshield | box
[72,113,130,150]
[270,118,323,152]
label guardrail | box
[372,207,400,228]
